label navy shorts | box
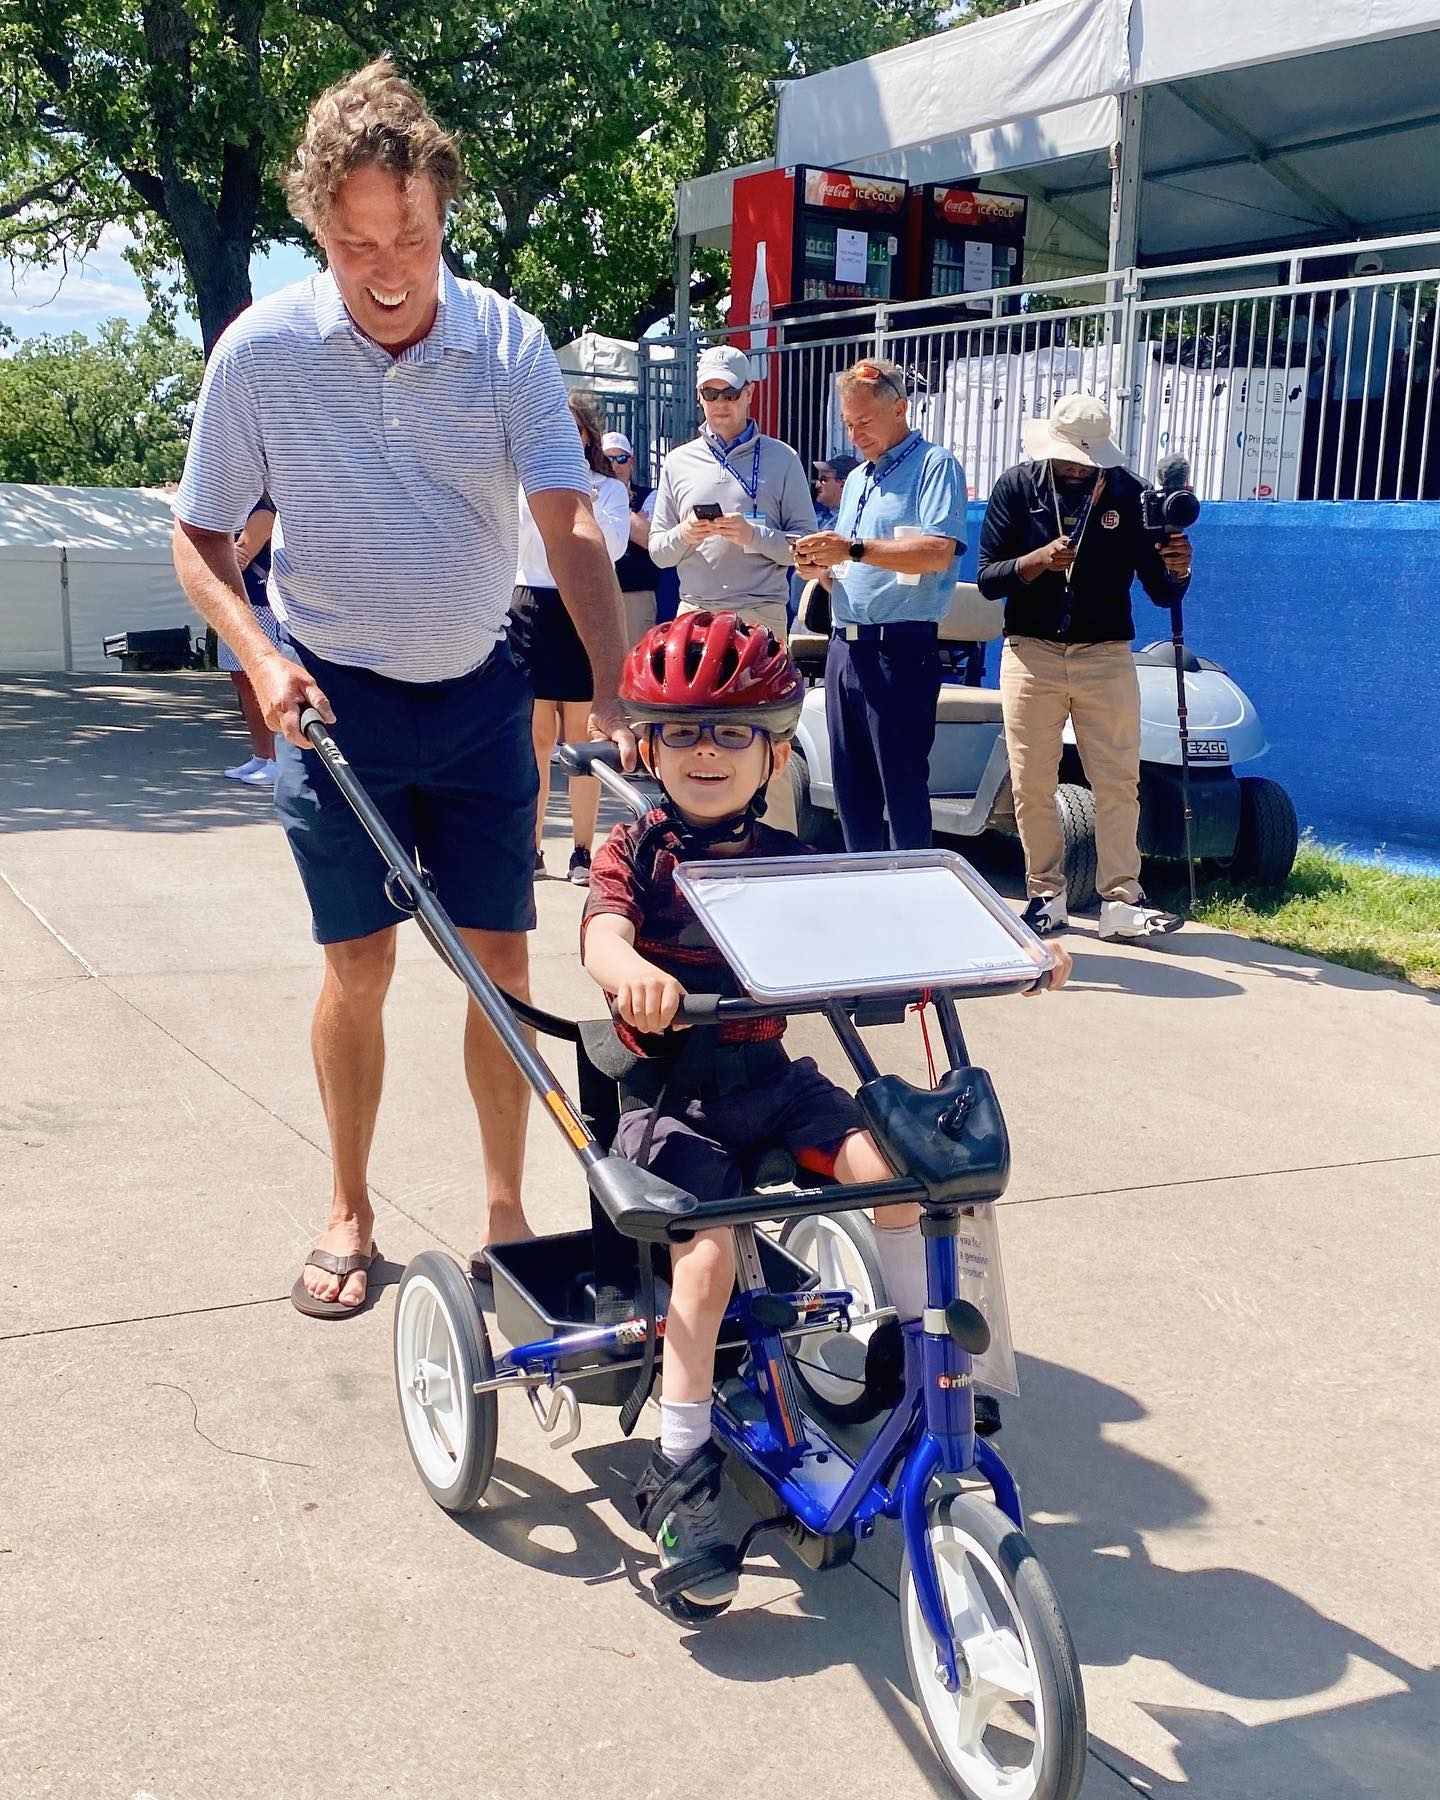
[274,635,539,945]
[615,1049,864,1202]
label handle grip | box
[554,740,623,777]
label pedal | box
[749,1294,800,1330]
[975,1394,1002,1438]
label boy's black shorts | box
[615,1045,864,1201]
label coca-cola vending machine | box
[908,184,1027,308]
[731,165,908,340]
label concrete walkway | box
[2,673,1437,1800]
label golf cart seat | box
[936,686,1004,725]
[790,577,1003,666]
[789,579,830,672]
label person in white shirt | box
[510,391,629,882]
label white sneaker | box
[1099,898,1182,941]
[223,755,263,781]
[238,759,279,786]
[1021,894,1069,937]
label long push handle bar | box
[298,708,605,1169]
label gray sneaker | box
[636,1444,738,1611]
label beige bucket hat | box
[1021,393,1125,468]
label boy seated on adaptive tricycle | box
[581,611,1071,1609]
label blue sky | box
[0,228,318,344]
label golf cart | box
[786,580,1299,908]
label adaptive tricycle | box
[298,698,1088,1800]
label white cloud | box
[2,224,153,329]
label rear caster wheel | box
[393,1251,497,1513]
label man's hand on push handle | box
[589,693,639,772]
[252,651,334,748]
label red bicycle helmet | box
[621,611,804,737]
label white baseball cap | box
[695,344,753,391]
[1021,393,1125,468]
[601,430,633,458]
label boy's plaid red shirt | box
[581,809,806,1057]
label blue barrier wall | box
[957,500,1440,871]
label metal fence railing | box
[632,230,1440,505]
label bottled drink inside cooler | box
[799,222,899,303]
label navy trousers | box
[824,629,942,851]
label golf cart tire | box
[787,753,838,849]
[1056,783,1099,911]
[1230,777,1299,890]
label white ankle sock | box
[873,1222,927,1322]
[659,1398,713,1465]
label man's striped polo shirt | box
[174,266,589,685]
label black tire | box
[787,751,838,848]
[393,1251,497,1513]
[901,1493,1087,1800]
[1055,782,1098,911]
[778,1212,889,1424]
[1228,776,1299,890]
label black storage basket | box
[486,1228,818,1408]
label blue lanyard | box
[703,427,762,507]
[853,433,923,529]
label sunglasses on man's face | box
[655,720,765,751]
[699,384,746,404]
[610,452,633,464]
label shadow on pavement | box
[0,673,268,835]
[1004,1352,1435,1797]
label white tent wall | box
[0,486,196,675]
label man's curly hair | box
[286,58,463,234]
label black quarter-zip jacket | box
[977,462,1188,644]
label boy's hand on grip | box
[615,972,687,1035]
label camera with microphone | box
[1141,454,1201,541]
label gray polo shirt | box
[648,425,817,609]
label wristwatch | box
[848,537,866,561]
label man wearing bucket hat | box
[647,344,816,828]
[978,393,1193,941]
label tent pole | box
[675,230,692,341]
[59,545,74,673]
[1108,89,1144,288]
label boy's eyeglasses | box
[699,384,745,403]
[655,720,765,750]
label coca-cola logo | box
[804,169,904,214]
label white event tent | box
[675,0,1440,305]
[0,484,194,674]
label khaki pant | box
[999,636,1143,904]
[620,588,657,648]
[677,598,796,833]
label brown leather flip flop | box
[291,1244,381,1319]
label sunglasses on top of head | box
[654,720,766,750]
[699,384,746,404]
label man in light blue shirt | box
[795,358,968,850]
[172,59,631,1321]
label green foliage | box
[2,0,948,349]
[0,319,203,486]
[1179,837,1440,991]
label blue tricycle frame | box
[301,714,1087,1800]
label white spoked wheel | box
[778,1211,889,1423]
[393,1251,497,1513]
[901,1493,1086,1800]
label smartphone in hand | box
[692,502,723,522]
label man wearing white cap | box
[648,344,817,827]
[978,393,1193,942]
